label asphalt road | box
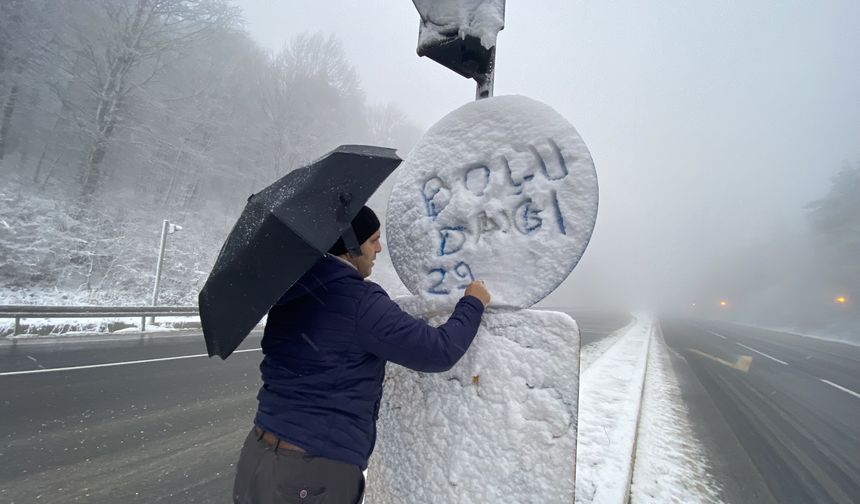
[0,311,623,503]
[662,319,860,504]
[0,331,263,504]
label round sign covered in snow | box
[386,95,598,308]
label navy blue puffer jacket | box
[254,254,484,469]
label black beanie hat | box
[328,205,380,256]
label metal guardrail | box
[0,305,199,335]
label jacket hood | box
[274,254,362,306]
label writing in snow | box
[418,137,573,295]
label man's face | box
[349,230,382,278]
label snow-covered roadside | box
[1,315,202,338]
[579,319,635,372]
[732,320,860,348]
[576,316,723,504]
[631,323,724,503]
[575,315,652,504]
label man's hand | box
[464,280,491,307]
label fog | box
[236,1,860,334]
[1,1,857,337]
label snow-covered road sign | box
[373,95,589,502]
[385,95,599,309]
[412,0,506,98]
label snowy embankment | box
[631,323,724,503]
[0,316,202,338]
[576,315,723,504]
[575,315,652,504]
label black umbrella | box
[199,145,402,359]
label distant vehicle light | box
[719,300,728,307]
[835,296,847,304]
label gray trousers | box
[233,427,365,504]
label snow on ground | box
[631,324,724,504]
[579,319,634,372]
[0,316,201,338]
[576,315,723,504]
[575,314,652,504]
[737,321,860,348]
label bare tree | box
[53,0,239,200]
[0,0,45,160]
[1,18,424,306]
[366,102,422,153]
[255,33,368,177]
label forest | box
[0,0,419,306]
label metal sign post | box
[475,47,496,99]
[150,220,182,325]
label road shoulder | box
[665,344,777,504]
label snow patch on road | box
[736,321,860,348]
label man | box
[233,205,490,504]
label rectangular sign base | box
[366,307,580,503]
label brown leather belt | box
[254,426,307,453]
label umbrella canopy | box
[199,145,402,359]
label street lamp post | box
[149,219,182,326]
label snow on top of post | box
[413,0,506,50]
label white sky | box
[235,0,860,308]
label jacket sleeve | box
[355,284,485,373]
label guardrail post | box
[140,316,146,332]
[151,219,171,325]
[14,317,21,336]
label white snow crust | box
[385,95,598,309]
[366,301,579,504]
[631,326,725,503]
[575,315,652,504]
[413,0,506,50]
[579,319,635,372]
